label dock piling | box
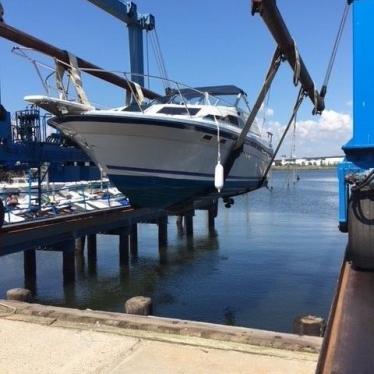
[208,203,218,231]
[293,315,325,337]
[184,213,194,237]
[119,230,130,265]
[75,236,86,254]
[158,217,168,247]
[6,288,32,302]
[130,224,138,257]
[62,241,76,285]
[125,296,152,316]
[87,234,97,275]
[23,249,36,293]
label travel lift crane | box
[337,0,374,270]
[85,0,155,87]
[251,0,374,271]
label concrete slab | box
[0,301,320,373]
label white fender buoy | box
[215,161,224,192]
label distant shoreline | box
[272,166,337,171]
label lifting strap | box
[67,52,90,105]
[260,88,305,186]
[55,59,67,100]
[54,53,90,105]
[223,48,283,180]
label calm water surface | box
[0,169,346,333]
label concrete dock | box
[0,300,320,373]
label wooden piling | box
[87,234,97,275]
[176,215,183,226]
[23,249,36,293]
[293,315,325,337]
[87,234,97,259]
[119,230,130,265]
[158,217,168,247]
[185,213,194,237]
[208,203,218,231]
[62,241,75,285]
[130,224,138,257]
[124,296,152,316]
[75,236,86,254]
[6,288,32,302]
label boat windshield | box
[150,92,249,113]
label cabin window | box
[157,107,200,115]
[204,114,241,127]
[226,115,239,126]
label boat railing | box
[11,47,249,116]
[12,47,260,135]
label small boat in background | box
[1,179,130,225]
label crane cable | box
[321,2,351,98]
[261,88,305,185]
[149,28,170,90]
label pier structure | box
[0,201,217,290]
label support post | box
[75,236,86,254]
[130,224,138,257]
[119,230,129,265]
[125,296,152,316]
[24,249,36,293]
[294,315,325,337]
[158,217,168,247]
[62,241,75,285]
[208,203,218,231]
[6,288,32,302]
[87,234,97,275]
[185,213,194,237]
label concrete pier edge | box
[0,300,321,357]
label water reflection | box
[0,169,346,332]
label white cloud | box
[259,103,274,117]
[263,109,352,157]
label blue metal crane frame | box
[338,0,374,232]
[0,105,100,181]
[86,0,155,87]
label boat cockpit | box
[137,85,262,135]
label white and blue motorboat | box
[26,84,273,209]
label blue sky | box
[0,0,353,156]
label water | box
[0,169,346,333]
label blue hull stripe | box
[108,173,260,208]
[107,165,256,181]
[52,115,273,157]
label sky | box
[0,0,353,157]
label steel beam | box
[343,0,374,158]
[317,260,374,373]
[0,21,160,100]
[252,0,324,113]
[86,1,155,87]
[337,0,373,230]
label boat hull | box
[51,114,272,208]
